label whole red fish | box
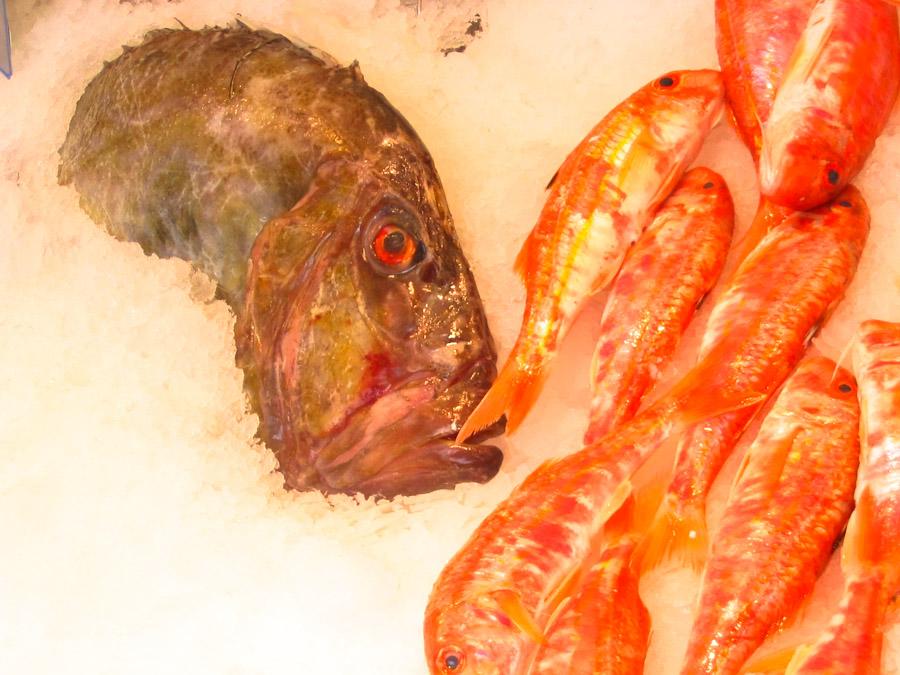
[456,70,725,442]
[529,494,655,675]
[641,187,869,571]
[680,355,860,675]
[585,167,734,445]
[760,0,900,210]
[781,320,900,674]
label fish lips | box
[312,358,505,498]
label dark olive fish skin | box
[59,26,502,497]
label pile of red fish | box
[425,0,900,673]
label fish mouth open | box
[308,357,505,498]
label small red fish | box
[772,320,900,674]
[641,187,869,572]
[760,0,900,210]
[528,493,655,675]
[585,167,734,445]
[679,355,860,675]
[456,70,725,442]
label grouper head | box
[236,158,503,498]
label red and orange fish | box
[585,167,733,445]
[760,0,900,211]
[769,321,900,674]
[679,355,860,675]
[641,187,869,571]
[456,70,725,442]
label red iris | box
[372,223,417,269]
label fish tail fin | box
[638,491,708,574]
[456,350,548,442]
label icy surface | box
[1,1,899,674]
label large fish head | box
[424,596,532,675]
[237,158,503,497]
[760,110,852,210]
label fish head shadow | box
[236,157,503,497]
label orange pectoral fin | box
[740,643,809,674]
[490,590,545,644]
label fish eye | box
[703,181,714,189]
[365,209,427,275]
[838,199,852,208]
[838,382,853,394]
[655,73,680,89]
[825,164,840,186]
[436,647,466,673]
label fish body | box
[760,0,900,210]
[457,70,725,442]
[58,26,502,497]
[642,187,869,570]
[529,496,652,675]
[784,320,900,674]
[680,355,861,675]
[585,166,734,444]
[715,0,817,164]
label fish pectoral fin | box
[489,589,545,644]
[740,643,809,674]
[755,426,804,497]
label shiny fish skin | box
[760,0,900,211]
[785,320,900,674]
[529,497,651,675]
[642,188,869,571]
[58,26,503,497]
[715,0,816,165]
[585,167,734,445]
[714,0,813,265]
[456,70,725,442]
[680,356,861,675]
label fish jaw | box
[310,357,505,497]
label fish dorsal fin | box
[489,589,544,644]
[514,229,539,283]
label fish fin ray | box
[842,485,879,572]
[638,493,708,574]
[740,643,810,674]
[490,589,545,644]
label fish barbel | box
[456,69,725,442]
[679,355,860,675]
[714,0,814,265]
[58,27,503,497]
[773,320,900,674]
[528,493,656,675]
[760,0,900,211]
[584,167,734,445]
[641,187,869,571]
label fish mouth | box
[310,357,505,498]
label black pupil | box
[659,76,675,87]
[827,169,840,185]
[703,181,714,189]
[839,200,851,207]
[383,229,407,254]
[839,383,852,393]
[445,654,460,670]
